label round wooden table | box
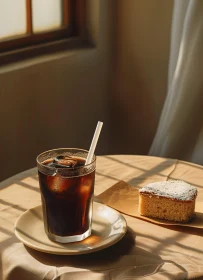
[1,155,203,279]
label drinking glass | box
[37,148,96,243]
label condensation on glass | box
[0,0,26,40]
[32,0,62,33]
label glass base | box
[47,228,91,243]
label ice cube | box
[47,176,66,193]
[53,156,77,168]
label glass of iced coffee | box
[36,148,96,243]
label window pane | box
[32,0,62,33]
[0,0,26,40]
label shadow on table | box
[54,263,187,280]
[25,227,136,267]
[25,227,187,279]
[160,222,203,237]
[104,155,203,189]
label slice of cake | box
[139,180,197,223]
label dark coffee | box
[38,156,95,237]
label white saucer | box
[14,202,127,255]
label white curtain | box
[149,0,203,165]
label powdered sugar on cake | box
[139,180,197,201]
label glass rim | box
[36,148,96,171]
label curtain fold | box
[149,0,203,164]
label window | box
[0,0,86,64]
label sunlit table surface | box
[1,155,203,280]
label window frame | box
[0,0,87,65]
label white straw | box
[85,121,103,165]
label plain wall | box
[110,0,174,155]
[0,0,113,181]
[0,0,175,181]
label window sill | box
[0,34,95,68]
